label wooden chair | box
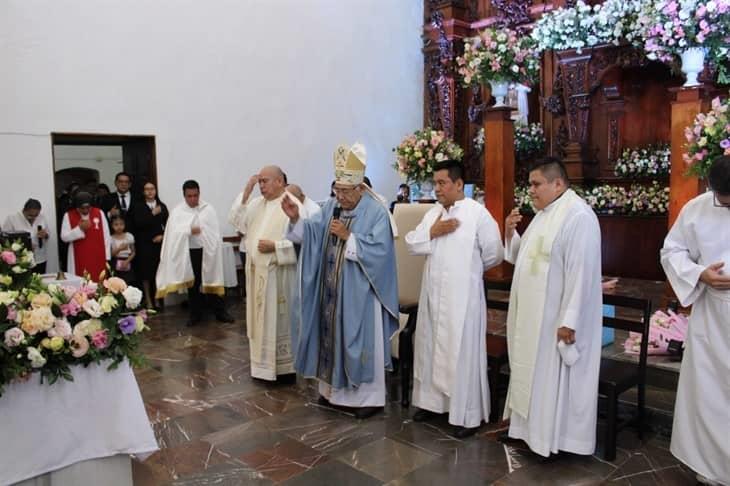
[391,203,434,407]
[599,294,652,461]
[484,279,511,423]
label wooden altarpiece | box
[422,0,721,281]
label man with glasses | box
[661,156,730,485]
[103,171,136,233]
[282,143,399,419]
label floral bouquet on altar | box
[0,241,36,290]
[624,309,689,355]
[638,0,730,83]
[0,242,149,397]
[393,128,463,182]
[614,143,671,178]
[684,96,730,177]
[514,122,546,160]
[457,27,540,86]
[625,181,671,215]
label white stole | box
[414,201,477,395]
[505,189,581,419]
[242,194,296,358]
[156,201,225,298]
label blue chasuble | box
[290,194,399,389]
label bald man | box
[286,184,322,219]
[229,166,298,382]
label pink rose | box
[4,327,24,347]
[79,282,98,297]
[62,285,77,299]
[48,318,73,340]
[6,306,17,321]
[1,251,17,265]
[90,329,109,349]
[70,335,90,358]
[61,300,81,317]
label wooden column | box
[668,87,711,228]
[484,106,515,281]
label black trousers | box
[188,248,225,319]
[33,262,47,274]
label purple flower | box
[117,315,137,335]
[720,139,730,149]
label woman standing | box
[132,181,169,309]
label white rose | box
[11,243,23,252]
[511,65,519,73]
[11,266,24,274]
[122,286,143,309]
[27,346,47,368]
[82,299,103,318]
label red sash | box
[68,207,107,282]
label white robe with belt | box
[661,191,730,485]
[405,198,503,427]
[504,192,603,457]
[229,192,297,380]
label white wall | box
[54,145,124,191]
[0,0,424,271]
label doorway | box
[51,133,156,270]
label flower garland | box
[514,182,669,215]
[614,143,671,177]
[393,128,463,182]
[1,242,149,396]
[684,96,730,177]
[639,0,730,82]
[457,27,541,86]
[514,122,547,160]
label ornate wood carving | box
[492,0,532,28]
[607,117,620,163]
[467,84,485,124]
[424,11,457,136]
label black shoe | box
[412,409,439,423]
[453,426,479,439]
[317,395,331,406]
[215,311,235,323]
[276,373,297,385]
[186,316,201,327]
[354,406,383,420]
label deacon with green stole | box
[282,143,399,419]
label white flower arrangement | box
[613,144,671,177]
[514,122,546,159]
[531,0,644,53]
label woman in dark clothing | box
[132,181,169,309]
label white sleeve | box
[60,214,86,243]
[504,232,521,264]
[344,233,358,261]
[228,192,248,233]
[478,210,504,271]
[102,216,111,261]
[274,239,297,266]
[404,214,433,256]
[660,208,706,306]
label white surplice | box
[3,212,50,264]
[504,191,603,457]
[406,198,503,427]
[229,192,297,380]
[661,191,730,485]
[60,212,111,276]
[301,196,322,219]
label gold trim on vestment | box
[155,280,195,298]
[202,284,225,296]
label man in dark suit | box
[103,171,136,233]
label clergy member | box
[156,180,233,326]
[661,156,730,485]
[60,192,110,281]
[285,184,322,219]
[3,199,50,273]
[503,157,602,457]
[282,143,399,419]
[405,160,503,438]
[228,166,298,382]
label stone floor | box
[131,299,698,486]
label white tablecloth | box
[0,360,158,485]
[40,273,85,290]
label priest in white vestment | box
[156,180,232,326]
[503,157,603,457]
[661,156,730,486]
[3,199,50,273]
[406,160,503,438]
[228,166,298,381]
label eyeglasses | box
[333,187,357,196]
[713,192,730,209]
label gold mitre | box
[333,142,366,186]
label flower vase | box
[417,180,435,200]
[680,48,706,87]
[489,80,510,107]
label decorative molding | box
[608,117,620,163]
[424,11,456,136]
[554,121,569,159]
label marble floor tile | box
[280,460,382,486]
[239,437,330,483]
[337,437,437,483]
